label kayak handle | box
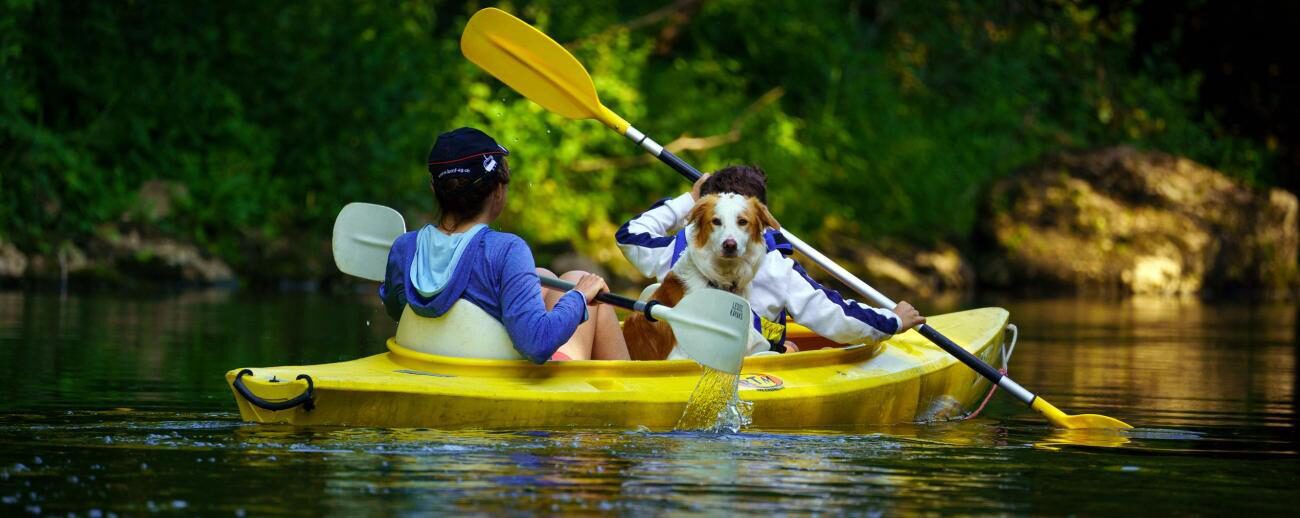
[232,369,316,412]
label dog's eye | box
[711,217,722,226]
[737,218,749,227]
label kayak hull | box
[226,307,1010,430]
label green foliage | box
[0,0,1275,279]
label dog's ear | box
[687,195,717,227]
[687,195,717,248]
[751,197,780,231]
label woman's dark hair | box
[700,165,768,203]
[433,157,511,225]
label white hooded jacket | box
[616,192,901,346]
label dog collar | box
[707,279,738,293]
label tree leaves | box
[0,0,1273,279]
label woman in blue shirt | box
[380,127,629,362]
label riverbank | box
[4,148,1296,299]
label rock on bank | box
[978,147,1298,298]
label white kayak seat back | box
[395,301,523,360]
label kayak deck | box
[227,307,1010,430]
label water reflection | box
[1,410,1297,514]
[991,295,1296,429]
[0,291,1296,514]
[1034,428,1133,450]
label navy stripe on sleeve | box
[615,197,677,249]
[764,229,794,256]
[790,260,899,334]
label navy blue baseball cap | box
[426,127,510,185]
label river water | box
[0,290,1295,514]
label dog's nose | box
[722,238,737,253]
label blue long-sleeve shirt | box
[379,227,588,363]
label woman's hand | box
[691,173,712,201]
[573,273,609,304]
[892,301,926,331]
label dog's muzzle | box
[721,238,738,256]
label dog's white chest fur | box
[622,193,777,361]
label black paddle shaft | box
[539,275,666,323]
[917,324,1006,382]
[658,149,703,182]
[539,276,639,311]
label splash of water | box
[674,367,752,433]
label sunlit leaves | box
[0,0,1274,279]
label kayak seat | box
[395,301,523,360]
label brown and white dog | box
[623,193,779,361]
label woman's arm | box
[377,232,416,322]
[496,239,589,363]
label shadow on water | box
[0,291,1296,514]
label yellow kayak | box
[226,307,1010,430]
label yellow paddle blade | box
[1032,397,1133,430]
[461,8,630,132]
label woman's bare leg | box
[535,267,630,360]
[589,303,630,360]
[538,269,596,360]
[537,268,566,309]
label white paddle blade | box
[654,289,751,374]
[332,203,406,281]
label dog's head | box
[686,193,779,261]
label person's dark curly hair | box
[699,165,768,203]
